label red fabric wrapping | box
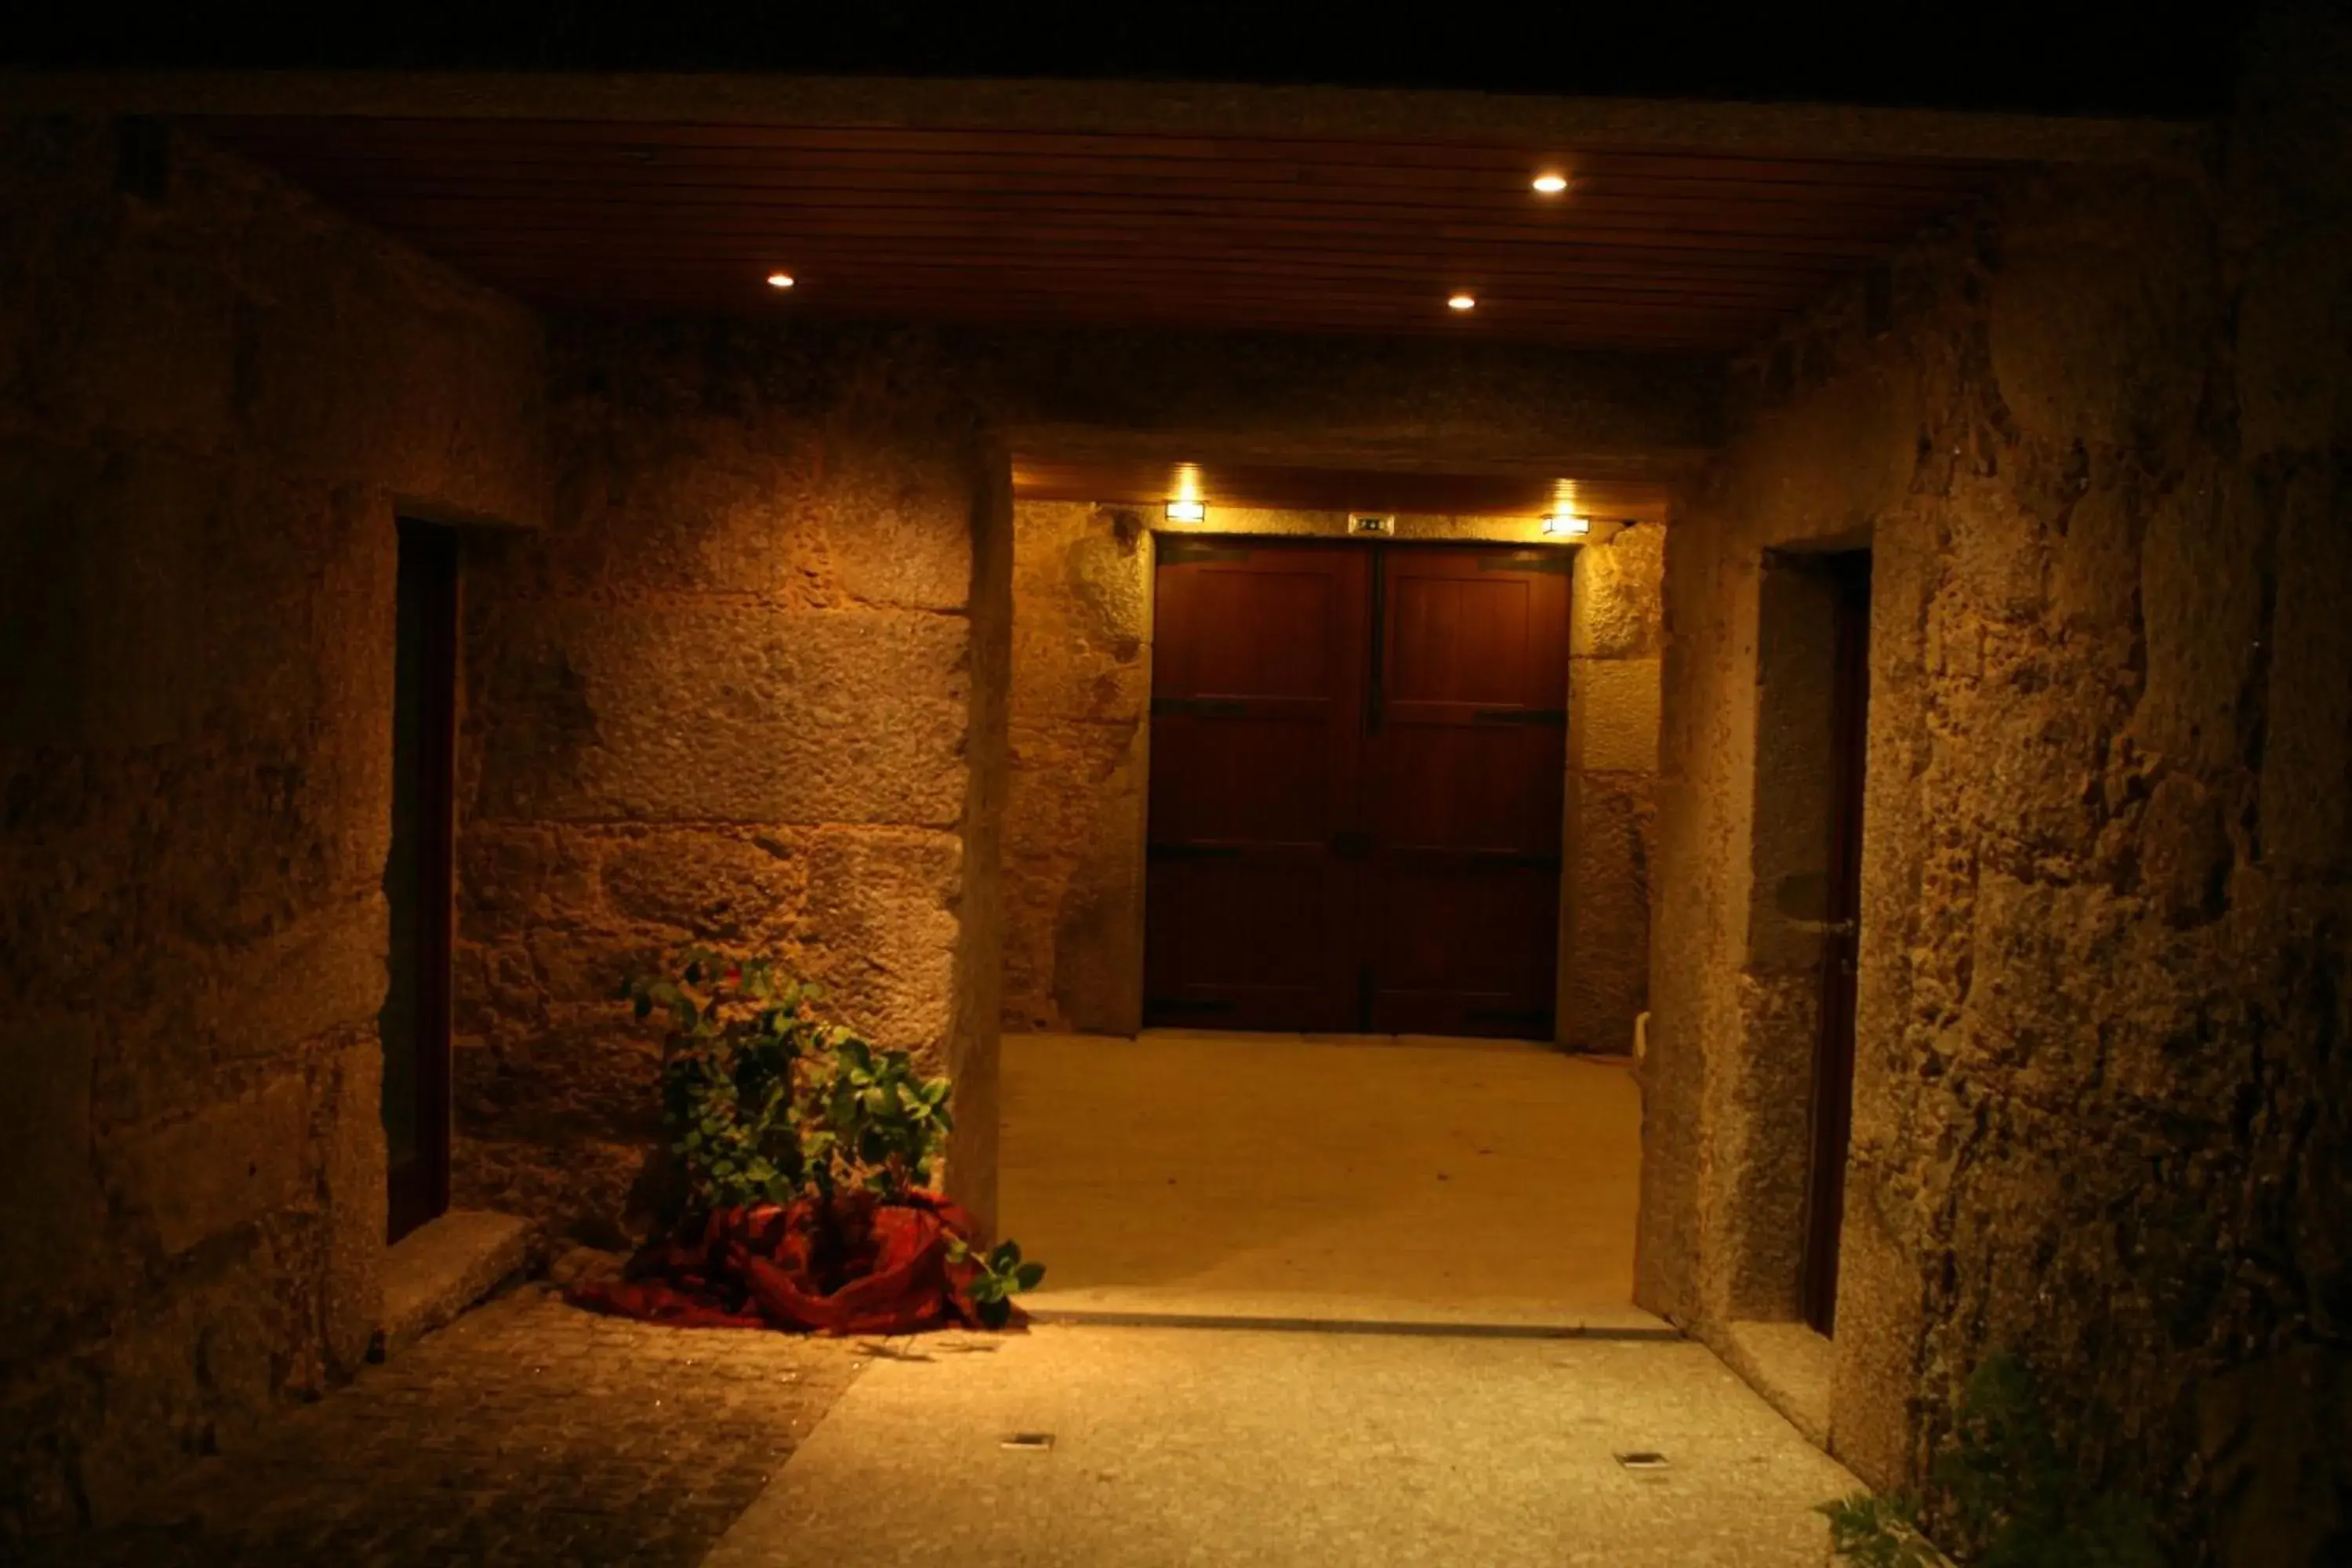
[568,1191,1016,1334]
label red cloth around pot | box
[568,1191,1013,1335]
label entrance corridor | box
[1001,1030,1649,1327]
[710,1032,1860,1566]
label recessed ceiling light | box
[1533,172,1569,194]
[1447,293,1477,311]
[766,271,796,289]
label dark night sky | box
[6,2,2252,118]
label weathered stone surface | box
[1570,659,1661,776]
[1558,523,1665,1056]
[0,118,544,1541]
[1000,503,1155,1036]
[1642,30,2352,1557]
[473,603,972,827]
[376,1210,539,1359]
[456,323,1007,1244]
[108,1072,312,1257]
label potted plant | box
[569,946,1042,1333]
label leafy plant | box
[624,949,820,1209]
[1821,1352,2165,1567]
[950,1237,1048,1330]
[620,946,1010,1222]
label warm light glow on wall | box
[766,271,796,289]
[1447,293,1478,312]
[1164,463,1207,521]
[1532,172,1569,194]
[1543,478,1588,536]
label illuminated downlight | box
[1163,499,1208,524]
[765,271,796,289]
[1447,292,1477,311]
[1532,172,1569,194]
[1541,514,1592,537]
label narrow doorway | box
[1801,552,1871,1334]
[383,521,459,1243]
[1142,536,1570,1038]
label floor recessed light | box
[1447,292,1477,312]
[1533,172,1569,194]
[766,271,796,289]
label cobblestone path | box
[23,1283,866,1567]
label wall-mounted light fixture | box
[1446,292,1478,312]
[1532,172,1569,194]
[1164,463,1207,523]
[1543,478,1588,538]
[766,271,796,289]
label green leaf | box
[1013,1261,1046,1290]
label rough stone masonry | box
[1639,11,2352,1561]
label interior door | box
[1363,548,1570,1036]
[1142,538,1370,1030]
[383,520,459,1242]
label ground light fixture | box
[1542,514,1592,537]
[1532,172,1569,194]
[1164,499,1207,523]
[766,271,796,289]
[1447,292,1477,311]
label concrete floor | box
[1000,1030,1649,1327]
[705,1324,1861,1567]
[688,1031,1867,1563]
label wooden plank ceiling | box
[199,117,1999,352]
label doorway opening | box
[1802,551,1871,1334]
[383,520,459,1243]
[1142,536,1570,1039]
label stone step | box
[374,1210,540,1361]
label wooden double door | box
[1143,537,1570,1039]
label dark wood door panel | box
[1363,549,1570,1037]
[1143,854,1359,1031]
[1144,539,1569,1040]
[1144,542,1368,1030]
[1365,862,1561,1036]
[1372,723,1566,851]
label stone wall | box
[1639,12,2352,1560]
[1002,501,1154,1034]
[453,322,1011,1245]
[1561,522,1663,1054]
[1001,503,1660,1047]
[0,119,544,1539]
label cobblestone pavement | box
[23,1283,867,1568]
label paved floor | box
[706,1323,1861,1567]
[22,1033,1857,1566]
[1000,1030,1648,1327]
[24,1284,861,1568]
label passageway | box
[1000,1031,1646,1327]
